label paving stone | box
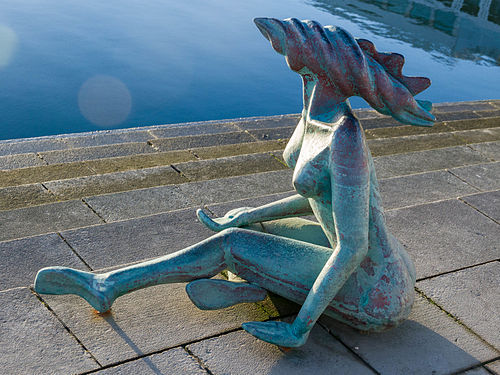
[177,169,294,207]
[247,126,295,141]
[469,141,500,161]
[418,262,500,350]
[386,199,499,279]
[174,152,287,181]
[434,111,481,122]
[476,109,500,118]
[458,367,494,375]
[61,130,152,147]
[354,108,382,120]
[373,146,489,178]
[366,122,449,139]
[193,140,286,159]
[486,360,500,374]
[87,150,196,174]
[359,116,402,129]
[60,208,213,270]
[433,101,497,113]
[450,162,500,191]
[151,131,254,152]
[150,121,239,138]
[231,114,300,130]
[0,233,89,291]
[379,170,479,209]
[39,142,156,164]
[461,191,500,222]
[188,324,375,375]
[447,117,500,131]
[0,153,45,170]
[42,282,274,365]
[0,288,97,374]
[0,183,58,211]
[453,127,500,144]
[84,185,195,222]
[0,137,70,156]
[0,162,97,188]
[92,347,207,374]
[44,166,188,200]
[320,294,499,375]
[367,133,464,157]
[0,200,103,242]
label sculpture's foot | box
[34,267,116,313]
[186,279,267,310]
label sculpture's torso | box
[284,113,416,329]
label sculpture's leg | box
[34,227,332,313]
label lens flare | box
[0,25,18,68]
[78,75,132,127]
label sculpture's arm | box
[197,193,313,232]
[243,120,370,347]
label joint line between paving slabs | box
[188,149,201,159]
[29,287,103,368]
[35,152,49,166]
[170,164,193,182]
[40,182,58,198]
[146,139,160,151]
[415,287,500,354]
[81,198,107,223]
[449,359,500,375]
[317,320,381,374]
[466,144,496,163]
[416,259,500,283]
[447,169,483,191]
[57,232,94,271]
[183,346,215,375]
[458,197,500,225]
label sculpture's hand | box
[242,321,309,348]
[196,207,252,232]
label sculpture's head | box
[254,18,435,127]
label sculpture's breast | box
[292,120,333,198]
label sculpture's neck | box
[302,74,353,124]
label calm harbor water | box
[0,0,499,140]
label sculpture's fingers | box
[196,209,224,232]
[242,321,306,347]
[395,106,435,127]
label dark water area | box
[0,0,499,140]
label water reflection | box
[0,24,18,68]
[78,75,132,127]
[309,0,500,65]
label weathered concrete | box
[320,294,499,375]
[385,199,499,279]
[150,121,239,138]
[247,126,296,141]
[432,101,498,113]
[450,162,500,191]
[230,114,301,130]
[84,185,195,222]
[453,127,500,144]
[0,288,98,374]
[418,262,500,350]
[469,141,500,161]
[0,233,89,291]
[41,282,273,365]
[39,142,156,164]
[461,191,500,223]
[60,208,213,270]
[174,152,287,181]
[0,200,103,242]
[0,153,45,170]
[0,183,58,211]
[373,145,490,178]
[150,131,255,152]
[193,140,286,159]
[367,132,464,157]
[91,347,207,374]
[44,166,188,200]
[188,323,375,375]
[177,169,294,207]
[485,360,500,374]
[365,121,449,139]
[446,117,500,131]
[378,170,478,209]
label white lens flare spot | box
[78,75,132,127]
[0,25,18,68]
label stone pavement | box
[0,100,499,374]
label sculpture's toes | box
[34,267,115,313]
[186,279,267,310]
[242,320,308,347]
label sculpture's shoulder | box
[331,115,368,169]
